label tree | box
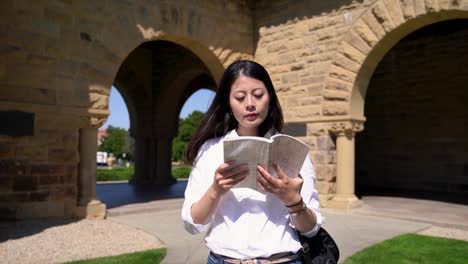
[98,125,128,159]
[172,111,205,161]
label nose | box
[246,95,255,111]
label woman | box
[181,60,323,264]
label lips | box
[245,113,258,121]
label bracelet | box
[288,207,306,216]
[286,197,303,208]
[288,199,307,216]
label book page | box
[270,134,310,178]
[223,137,270,189]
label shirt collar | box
[225,129,239,139]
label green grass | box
[64,248,166,264]
[343,234,468,264]
[97,165,192,181]
[96,166,134,181]
[172,165,192,179]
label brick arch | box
[323,0,468,120]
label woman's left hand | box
[257,163,303,206]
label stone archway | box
[356,19,468,204]
[111,40,218,185]
[323,1,468,209]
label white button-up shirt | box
[181,130,324,259]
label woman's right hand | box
[211,162,248,195]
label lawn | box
[343,233,468,264]
[96,166,135,181]
[64,249,166,264]
[96,165,192,181]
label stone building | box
[1,0,467,219]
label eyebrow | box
[233,87,265,93]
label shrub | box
[172,166,191,179]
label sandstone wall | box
[0,0,253,219]
[253,0,468,204]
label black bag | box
[298,227,340,264]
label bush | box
[172,166,191,179]
[97,166,134,181]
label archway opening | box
[96,86,133,173]
[356,19,468,205]
[171,89,215,180]
[96,40,218,209]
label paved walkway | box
[100,181,468,264]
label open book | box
[223,134,311,190]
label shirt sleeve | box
[181,145,214,234]
[294,155,325,237]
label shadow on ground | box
[96,180,188,209]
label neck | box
[236,127,259,137]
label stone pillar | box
[328,120,364,211]
[77,117,106,219]
[155,135,176,185]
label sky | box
[102,86,215,129]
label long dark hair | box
[184,60,283,164]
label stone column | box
[155,135,176,185]
[77,117,106,219]
[328,120,364,211]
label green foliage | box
[98,126,129,159]
[96,166,134,181]
[343,234,468,264]
[64,248,166,264]
[172,165,192,179]
[172,111,204,161]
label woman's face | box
[229,75,270,136]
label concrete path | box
[108,198,431,264]
[99,182,468,264]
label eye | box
[235,96,245,101]
[254,93,264,99]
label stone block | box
[307,123,329,136]
[316,180,332,194]
[317,136,336,151]
[401,0,416,19]
[315,164,336,181]
[341,41,366,64]
[13,175,37,191]
[281,72,299,84]
[322,89,350,101]
[0,206,17,220]
[0,176,12,191]
[311,151,336,165]
[361,11,386,39]
[29,190,50,202]
[372,2,395,33]
[0,142,14,159]
[293,105,321,120]
[278,52,297,65]
[48,148,79,163]
[44,8,73,27]
[298,138,316,151]
[325,78,352,92]
[0,84,56,105]
[17,200,65,219]
[0,160,30,177]
[323,102,349,116]
[329,64,357,82]
[296,96,322,106]
[385,0,406,26]
[353,20,379,47]
[300,75,325,85]
[31,164,66,177]
[425,0,440,12]
[15,145,48,161]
